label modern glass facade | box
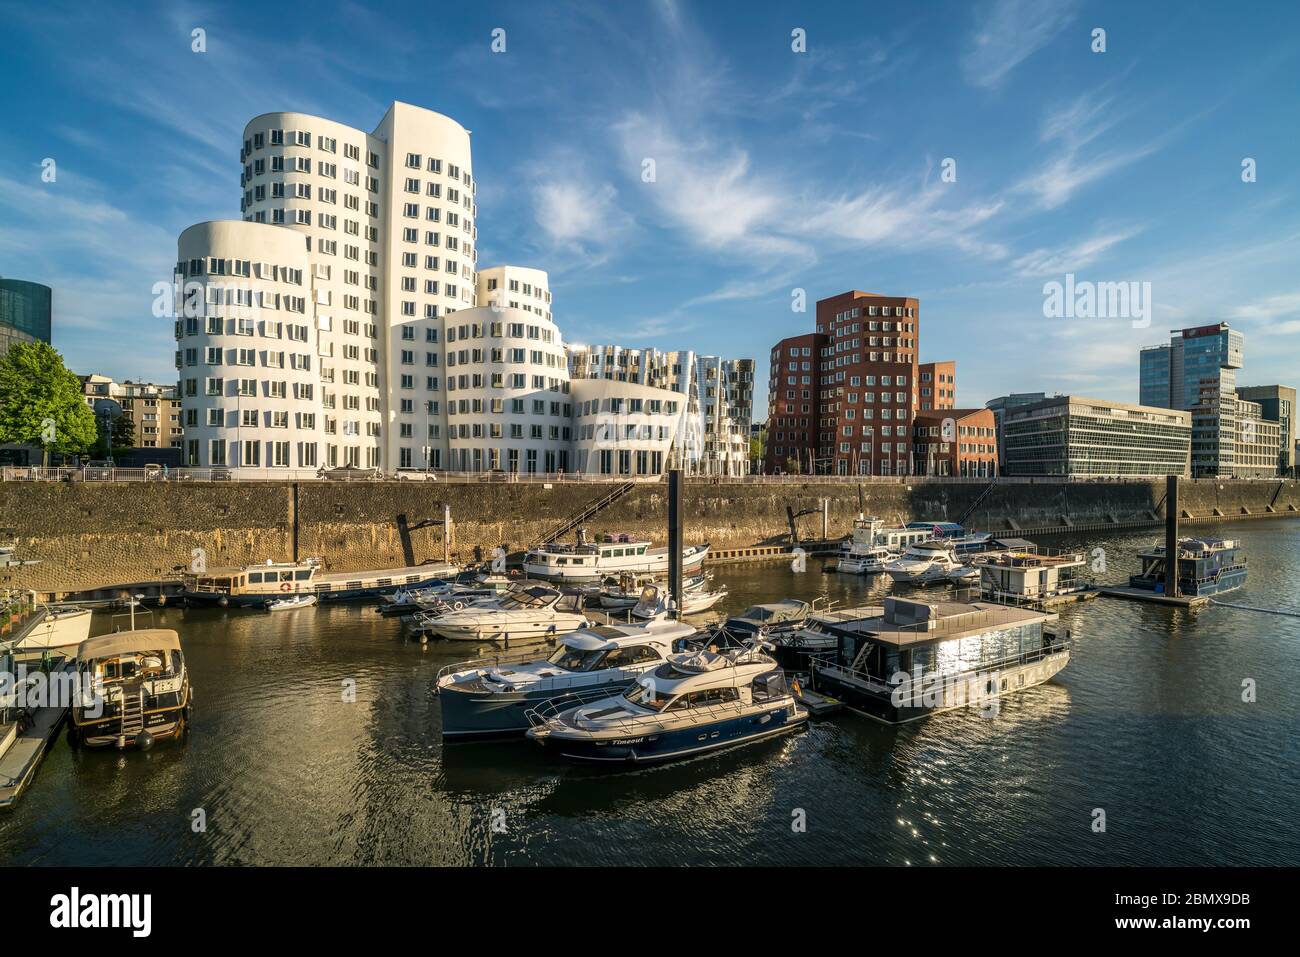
[1002,395,1191,477]
[0,278,53,356]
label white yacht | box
[419,585,589,643]
[627,583,728,620]
[7,605,93,653]
[436,616,698,738]
[884,542,963,584]
[836,516,931,574]
[524,533,708,583]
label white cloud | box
[1011,226,1142,276]
[961,0,1078,89]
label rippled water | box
[3,519,1298,866]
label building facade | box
[1235,384,1296,476]
[0,277,52,358]
[985,393,1047,471]
[912,408,997,477]
[176,103,478,472]
[568,345,754,475]
[918,360,956,411]
[763,332,825,474]
[81,375,184,452]
[1002,395,1191,477]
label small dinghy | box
[266,594,318,612]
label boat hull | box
[11,608,93,652]
[430,616,589,643]
[532,704,807,764]
[71,689,191,749]
[439,678,639,739]
[185,573,451,607]
[524,547,708,583]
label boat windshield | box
[546,646,606,672]
[623,681,676,711]
[499,589,552,609]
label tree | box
[109,411,136,452]
[0,341,97,465]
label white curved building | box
[172,100,752,478]
[443,268,573,472]
[177,102,476,472]
[175,221,320,468]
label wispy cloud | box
[961,0,1078,89]
[1011,226,1142,276]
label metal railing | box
[814,637,1072,699]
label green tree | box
[0,341,97,464]
[109,411,136,453]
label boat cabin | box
[1129,537,1247,597]
[976,549,1090,603]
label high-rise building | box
[0,277,52,358]
[763,332,825,474]
[1235,384,1296,475]
[1139,322,1248,477]
[175,103,480,472]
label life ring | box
[280,582,292,592]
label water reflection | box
[1,519,1297,865]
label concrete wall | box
[2,477,1297,596]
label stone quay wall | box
[1,477,1296,597]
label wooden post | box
[1165,474,1179,597]
[668,469,683,619]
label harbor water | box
[3,519,1298,866]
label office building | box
[912,408,998,477]
[81,375,184,451]
[1235,384,1296,475]
[985,393,1047,471]
[1002,395,1191,477]
[0,277,52,358]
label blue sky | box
[2,0,1298,413]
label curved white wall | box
[176,220,321,469]
[571,377,686,477]
[443,302,572,472]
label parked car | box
[84,460,116,480]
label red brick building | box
[912,408,998,477]
[763,332,826,473]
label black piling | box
[1165,474,1179,597]
[668,469,683,619]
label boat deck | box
[0,662,73,809]
[1097,586,1210,608]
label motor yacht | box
[436,616,698,738]
[418,585,589,643]
[525,641,807,764]
[884,542,963,584]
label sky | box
[1,0,1298,415]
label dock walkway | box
[0,661,73,809]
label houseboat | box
[523,533,709,583]
[417,585,590,643]
[906,521,993,553]
[883,542,963,584]
[183,557,459,607]
[1128,537,1248,598]
[524,641,807,764]
[976,549,1092,605]
[436,615,698,739]
[811,596,1070,724]
[70,629,192,749]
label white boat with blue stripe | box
[525,641,807,764]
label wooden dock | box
[792,682,844,717]
[0,661,73,809]
[1097,586,1210,608]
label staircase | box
[534,481,638,546]
[119,688,145,739]
[957,480,998,527]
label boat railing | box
[815,636,1072,698]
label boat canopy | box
[78,629,182,660]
